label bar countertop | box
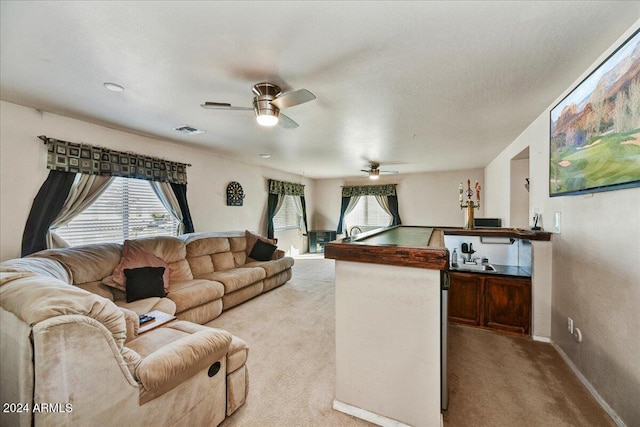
[324,225,551,270]
[324,225,448,270]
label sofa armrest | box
[119,307,139,343]
[272,249,285,260]
[136,328,232,404]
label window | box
[273,195,302,231]
[344,195,392,232]
[55,177,180,246]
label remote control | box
[139,314,155,325]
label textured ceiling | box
[1,1,638,178]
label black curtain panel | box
[388,195,402,226]
[300,196,309,235]
[170,183,195,234]
[267,193,280,239]
[336,196,351,235]
[21,170,76,256]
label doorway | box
[510,147,530,228]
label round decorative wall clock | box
[226,181,245,206]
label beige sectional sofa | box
[0,231,294,427]
[183,232,293,312]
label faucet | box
[460,242,476,263]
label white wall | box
[0,101,313,260]
[313,169,485,232]
[484,23,640,426]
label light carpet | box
[209,258,613,427]
[210,258,371,426]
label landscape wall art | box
[550,29,640,196]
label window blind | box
[273,195,301,231]
[344,196,392,230]
[55,177,179,246]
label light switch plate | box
[553,212,562,233]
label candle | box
[475,181,481,201]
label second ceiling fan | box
[361,162,399,180]
[201,82,315,129]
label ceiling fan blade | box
[271,89,316,109]
[360,169,370,173]
[380,171,399,175]
[201,102,253,111]
[278,113,299,129]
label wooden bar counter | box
[325,225,552,427]
[325,225,448,269]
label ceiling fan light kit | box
[361,162,399,179]
[255,108,279,126]
[252,84,280,126]
[201,81,315,129]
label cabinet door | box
[448,273,482,326]
[483,277,531,335]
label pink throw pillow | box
[103,240,170,292]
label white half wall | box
[0,101,313,260]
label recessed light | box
[260,154,271,159]
[103,82,124,92]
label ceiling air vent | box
[172,125,205,135]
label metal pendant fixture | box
[252,83,281,127]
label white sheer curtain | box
[345,196,361,216]
[374,195,393,223]
[343,195,361,235]
[291,196,308,234]
[274,195,286,216]
[151,181,184,234]
[48,174,114,248]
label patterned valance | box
[342,184,397,197]
[41,136,189,184]
[268,179,305,196]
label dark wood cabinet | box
[448,272,531,336]
[448,273,482,326]
[483,276,531,335]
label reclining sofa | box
[0,231,294,427]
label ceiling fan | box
[361,162,399,180]
[201,82,315,129]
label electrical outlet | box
[567,317,574,334]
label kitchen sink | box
[452,263,496,272]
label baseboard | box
[551,342,627,427]
[332,400,412,427]
[532,335,551,343]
